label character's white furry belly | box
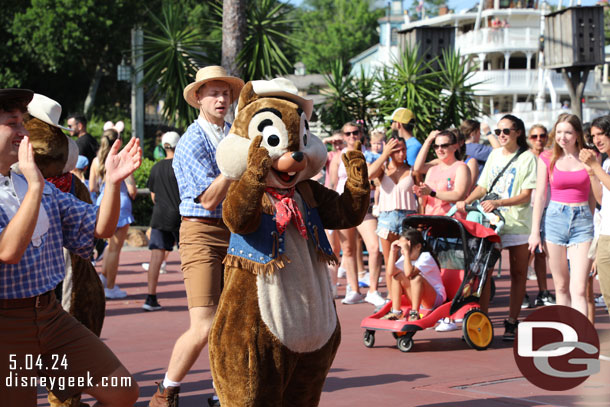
[257,220,337,353]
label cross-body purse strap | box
[487,147,527,193]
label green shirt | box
[478,148,537,235]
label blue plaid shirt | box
[0,175,97,299]
[173,120,229,218]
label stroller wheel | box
[462,309,493,350]
[396,336,413,352]
[363,330,375,348]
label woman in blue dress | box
[89,129,137,299]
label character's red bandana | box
[265,187,308,239]
[47,173,73,193]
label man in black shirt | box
[67,113,98,179]
[142,131,182,311]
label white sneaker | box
[435,318,458,332]
[99,273,107,288]
[365,291,387,307]
[595,295,607,308]
[142,262,167,273]
[105,286,127,299]
[527,266,537,281]
[341,290,365,305]
[337,267,347,279]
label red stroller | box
[360,214,501,352]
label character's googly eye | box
[268,134,280,147]
[258,119,281,147]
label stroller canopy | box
[403,215,501,243]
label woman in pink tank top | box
[369,136,418,301]
[528,114,596,317]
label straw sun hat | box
[183,66,245,109]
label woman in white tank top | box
[328,122,384,307]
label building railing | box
[455,27,540,54]
[467,69,598,95]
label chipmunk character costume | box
[210,78,369,406]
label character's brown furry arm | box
[302,148,370,230]
[222,136,271,234]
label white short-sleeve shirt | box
[395,252,446,302]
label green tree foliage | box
[377,48,441,137]
[319,60,379,135]
[210,0,297,81]
[319,48,481,141]
[140,3,213,129]
[319,61,357,134]
[8,0,146,113]
[297,0,384,74]
[435,51,482,131]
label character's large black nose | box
[292,152,304,162]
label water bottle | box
[447,178,453,190]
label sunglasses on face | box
[344,130,360,137]
[529,133,547,140]
[494,128,515,136]
[433,142,455,150]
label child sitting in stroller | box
[381,228,446,321]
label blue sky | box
[286,0,602,11]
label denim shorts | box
[544,201,594,247]
[376,210,416,239]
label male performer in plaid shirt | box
[0,88,141,406]
[149,66,244,407]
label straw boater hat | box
[183,66,245,109]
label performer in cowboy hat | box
[149,66,244,407]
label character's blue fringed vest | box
[223,201,338,275]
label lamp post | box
[131,27,144,146]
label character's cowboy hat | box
[183,66,244,109]
[250,78,313,120]
[27,93,71,131]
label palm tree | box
[377,47,440,139]
[139,3,213,129]
[211,0,297,81]
[222,0,246,77]
[435,50,482,130]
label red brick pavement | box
[37,248,610,406]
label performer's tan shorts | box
[179,219,230,308]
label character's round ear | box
[216,134,251,180]
[236,82,259,115]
